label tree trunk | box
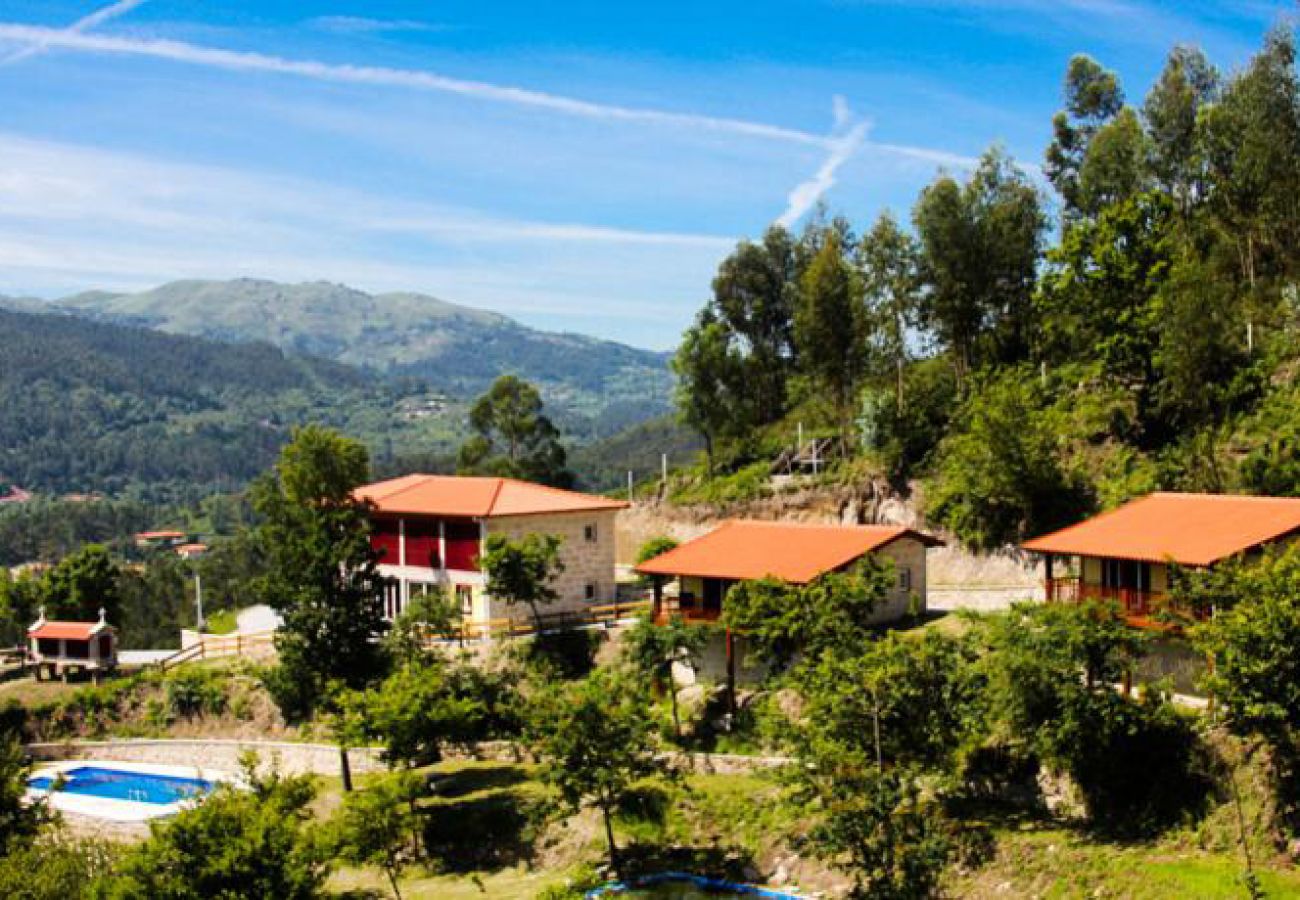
[601,801,620,874]
[669,670,682,741]
[339,747,353,793]
[385,861,404,900]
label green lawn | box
[202,608,239,635]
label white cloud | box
[1,0,145,65]
[0,23,828,148]
[308,16,448,35]
[776,98,871,227]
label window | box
[585,581,597,601]
[898,567,912,591]
[584,523,598,543]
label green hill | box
[0,306,471,502]
[55,278,673,430]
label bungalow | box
[636,519,944,624]
[28,608,117,681]
[355,474,627,629]
[1022,492,1300,627]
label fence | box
[427,598,653,644]
[155,631,276,672]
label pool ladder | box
[127,788,148,803]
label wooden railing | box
[424,599,653,645]
[1045,577,1204,626]
[653,599,722,626]
[156,631,277,672]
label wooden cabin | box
[636,519,943,626]
[28,608,118,681]
[1022,492,1300,628]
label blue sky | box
[0,1,1289,349]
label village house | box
[355,474,627,629]
[1023,492,1300,628]
[636,519,943,684]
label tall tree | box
[457,375,573,488]
[859,211,921,409]
[1044,54,1126,218]
[38,544,122,623]
[621,613,709,739]
[710,226,801,425]
[913,148,1045,384]
[1199,26,1300,292]
[672,309,745,472]
[253,426,389,719]
[1143,46,1219,212]
[1077,106,1150,214]
[795,230,870,442]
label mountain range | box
[51,279,674,433]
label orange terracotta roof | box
[356,474,628,518]
[29,621,108,640]
[1022,493,1300,566]
[136,530,186,540]
[635,519,943,584]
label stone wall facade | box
[486,508,621,622]
[871,536,929,623]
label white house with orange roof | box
[355,474,628,628]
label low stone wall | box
[25,738,794,779]
[24,738,387,778]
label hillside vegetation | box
[670,30,1300,550]
[0,306,471,502]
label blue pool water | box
[588,873,804,899]
[29,766,214,805]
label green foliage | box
[457,375,573,488]
[162,667,227,721]
[0,499,153,568]
[978,602,1213,836]
[797,632,983,772]
[722,557,894,670]
[526,669,667,873]
[634,536,679,566]
[1197,544,1300,825]
[913,147,1046,380]
[796,230,870,439]
[621,614,710,738]
[253,426,389,719]
[0,836,118,900]
[337,657,492,767]
[926,368,1092,550]
[37,544,122,623]
[0,735,52,856]
[385,590,462,664]
[796,758,952,900]
[481,532,564,629]
[330,769,424,900]
[96,765,329,900]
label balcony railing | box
[1045,577,1205,626]
[653,598,722,626]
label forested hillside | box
[56,278,673,434]
[671,29,1300,549]
[0,307,471,502]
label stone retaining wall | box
[24,739,388,778]
[25,738,792,778]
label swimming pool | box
[29,766,213,805]
[587,872,805,899]
[27,760,229,822]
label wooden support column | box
[652,577,663,622]
[726,628,737,721]
[1044,553,1054,601]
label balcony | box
[653,597,722,626]
[1045,577,1204,628]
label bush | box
[0,836,118,899]
[162,668,227,721]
